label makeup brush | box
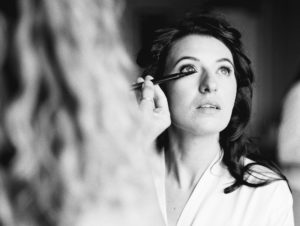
[131,71,194,90]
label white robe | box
[154,152,294,226]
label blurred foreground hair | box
[0,0,162,225]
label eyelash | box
[218,66,232,76]
[178,64,233,76]
[178,64,197,73]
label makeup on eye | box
[178,64,198,74]
[216,58,235,75]
[177,63,233,76]
[172,56,234,77]
[217,65,233,76]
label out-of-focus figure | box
[278,70,300,226]
[0,0,163,225]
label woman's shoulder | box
[243,157,292,200]
[243,157,281,181]
[239,159,294,225]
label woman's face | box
[163,34,237,136]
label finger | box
[153,84,169,110]
[140,76,155,110]
[141,76,154,100]
[137,77,144,83]
[134,77,144,100]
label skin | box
[138,34,237,225]
[164,35,237,137]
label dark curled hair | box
[136,13,288,193]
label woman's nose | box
[199,70,218,94]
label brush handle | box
[131,72,194,90]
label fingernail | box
[137,77,144,83]
[146,75,154,80]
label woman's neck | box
[165,126,221,190]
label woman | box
[136,13,294,226]
[0,0,163,225]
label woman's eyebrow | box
[173,56,200,67]
[217,58,234,67]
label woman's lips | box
[197,102,221,110]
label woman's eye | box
[218,66,231,76]
[179,64,197,74]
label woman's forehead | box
[167,34,233,65]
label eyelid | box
[219,65,234,72]
[219,63,233,68]
[220,65,231,70]
[217,66,233,76]
[221,62,234,69]
[178,63,198,73]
